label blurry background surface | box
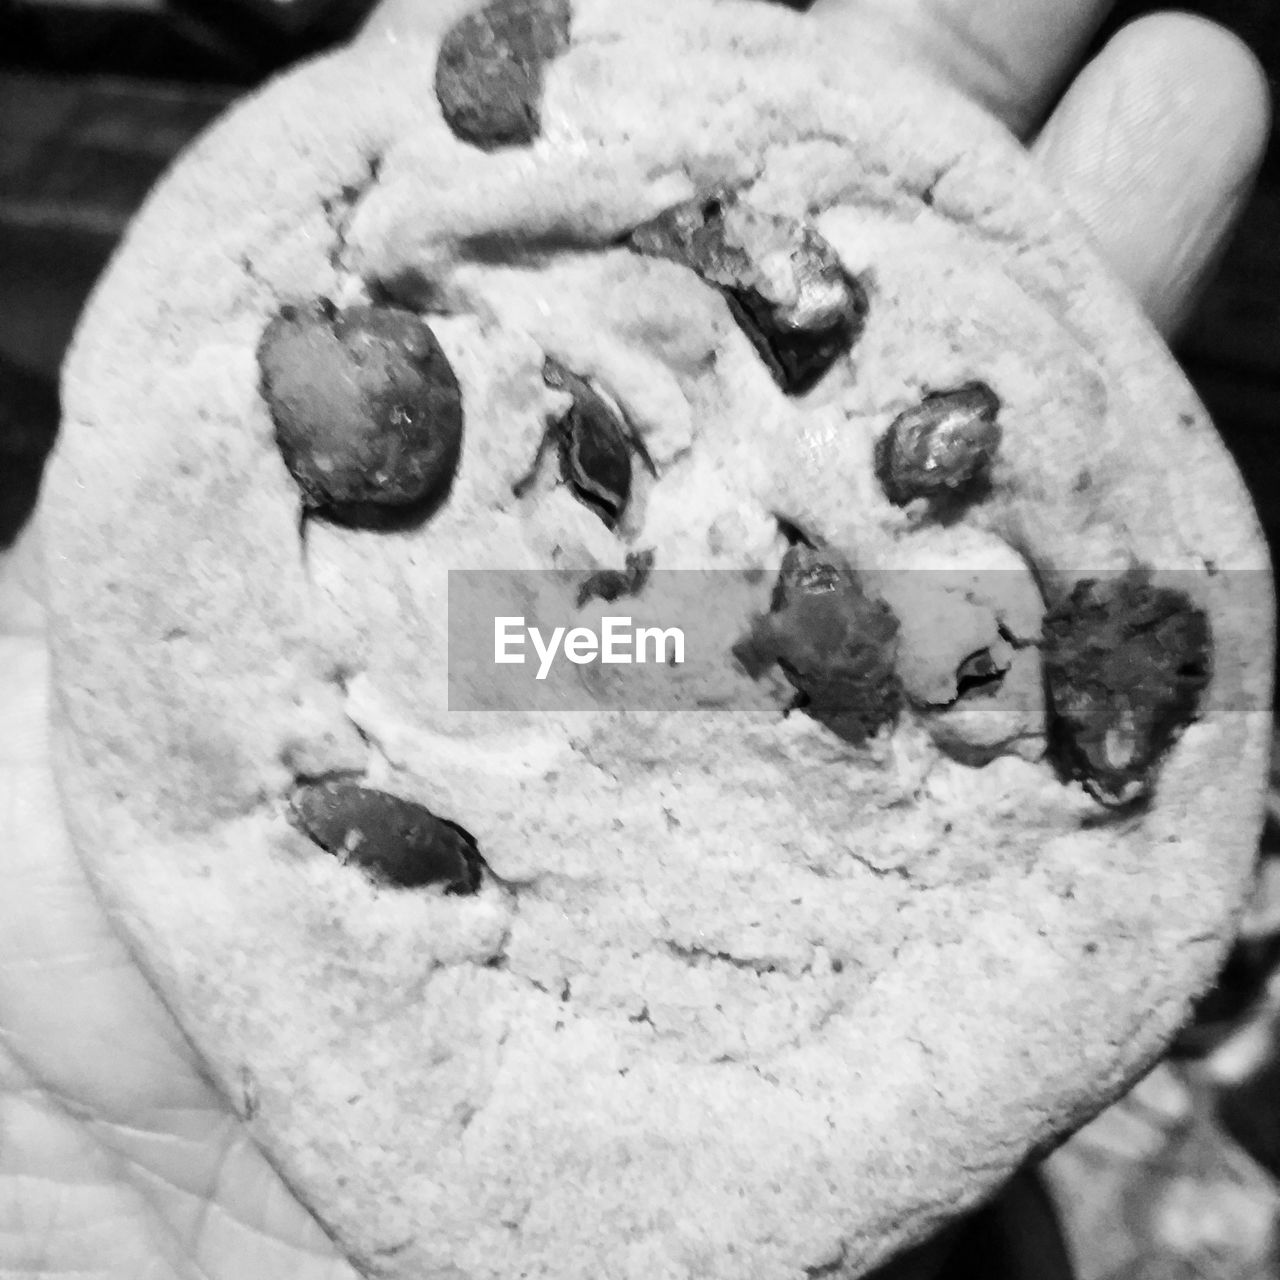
[2,1,1280,1276]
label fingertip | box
[1107,11,1272,189]
[1033,11,1271,335]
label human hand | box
[0,530,360,1273]
[0,2,1268,1276]
[810,0,1270,339]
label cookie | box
[42,1,1274,1277]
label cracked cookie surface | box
[44,2,1274,1278]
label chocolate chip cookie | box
[43,1,1275,1276]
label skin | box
[0,3,1269,1276]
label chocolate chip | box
[875,383,1002,507]
[628,192,867,396]
[736,545,901,744]
[577,549,655,607]
[771,549,843,607]
[954,648,1007,699]
[289,781,483,892]
[435,0,572,149]
[542,358,639,529]
[259,303,463,526]
[1042,571,1212,804]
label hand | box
[807,0,1270,337]
[0,534,359,1273]
[0,3,1269,1277]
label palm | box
[0,1,1268,1275]
[0,535,356,1277]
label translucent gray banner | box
[446,565,1264,714]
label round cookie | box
[43,1,1274,1277]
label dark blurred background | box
[1,2,1278,1277]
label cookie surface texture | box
[43,1,1275,1277]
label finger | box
[808,0,1117,135]
[1033,13,1271,337]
